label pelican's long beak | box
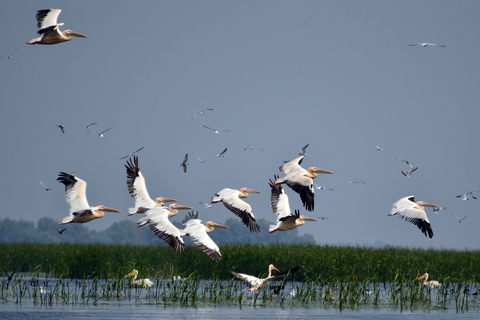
[176,205,193,210]
[246,189,261,194]
[124,272,136,278]
[71,32,88,38]
[211,222,229,229]
[421,202,437,208]
[315,168,334,174]
[415,274,427,280]
[102,207,121,213]
[161,198,178,203]
[300,216,317,222]
[271,266,280,273]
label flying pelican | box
[55,124,65,134]
[120,147,144,160]
[388,196,437,238]
[210,188,261,232]
[125,156,177,215]
[1,46,19,59]
[180,211,228,261]
[415,273,441,288]
[274,156,333,212]
[456,192,477,201]
[57,172,121,224]
[407,43,445,48]
[40,181,53,191]
[268,177,317,233]
[299,144,309,156]
[181,153,189,173]
[191,108,214,121]
[124,270,154,288]
[347,180,365,185]
[452,214,467,223]
[137,203,193,227]
[216,147,228,157]
[203,125,229,134]
[80,122,97,130]
[231,264,297,292]
[314,184,334,191]
[88,126,114,137]
[26,9,87,45]
[401,160,418,177]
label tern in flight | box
[407,43,445,48]
[451,214,467,223]
[120,147,144,160]
[401,160,418,177]
[181,154,189,173]
[57,228,67,234]
[299,144,309,156]
[196,156,208,163]
[216,148,228,157]
[1,46,19,59]
[191,108,214,121]
[203,125,229,134]
[347,180,365,185]
[244,145,264,151]
[456,192,477,201]
[55,124,65,134]
[433,206,447,213]
[81,122,97,130]
[199,202,213,208]
[88,126,114,137]
[40,181,53,191]
[314,184,334,191]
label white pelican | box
[456,192,477,201]
[120,147,144,160]
[88,126,114,137]
[268,177,317,233]
[124,269,154,288]
[181,153,188,173]
[407,43,445,48]
[216,147,228,157]
[452,214,467,223]
[274,156,333,212]
[203,125,230,134]
[55,124,65,134]
[388,196,437,238]
[40,181,52,191]
[415,273,441,288]
[181,211,228,261]
[191,108,214,121]
[231,264,295,292]
[125,156,177,215]
[401,160,418,177]
[26,9,87,45]
[210,188,261,233]
[57,172,121,224]
[299,144,309,156]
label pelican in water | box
[388,196,437,238]
[274,156,333,211]
[57,172,121,224]
[124,270,154,288]
[26,9,87,45]
[407,43,445,48]
[125,156,177,215]
[231,264,296,292]
[210,188,261,232]
[415,273,441,288]
[268,177,317,233]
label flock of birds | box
[4,8,468,291]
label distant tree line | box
[0,217,315,246]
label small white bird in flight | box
[203,125,229,134]
[81,122,97,130]
[347,180,365,185]
[88,126,114,137]
[407,43,445,48]
[451,214,467,223]
[314,184,334,191]
[196,156,208,163]
[40,181,53,191]
[432,206,447,213]
[244,145,264,151]
[1,46,19,59]
[299,144,309,156]
[216,147,228,157]
[191,108,214,121]
[120,147,144,160]
[456,192,477,201]
[401,160,418,177]
[199,202,213,208]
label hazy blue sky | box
[1,1,480,250]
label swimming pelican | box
[120,147,144,160]
[274,156,333,212]
[124,269,154,288]
[180,211,228,261]
[299,144,309,156]
[231,264,293,292]
[181,153,188,173]
[191,108,214,121]
[57,172,121,224]
[401,160,418,177]
[388,196,437,238]
[211,188,261,232]
[125,156,177,215]
[407,43,445,48]
[203,125,230,134]
[26,9,87,45]
[415,273,441,288]
[268,177,317,233]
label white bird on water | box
[415,273,441,288]
[124,269,154,288]
[26,9,87,45]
